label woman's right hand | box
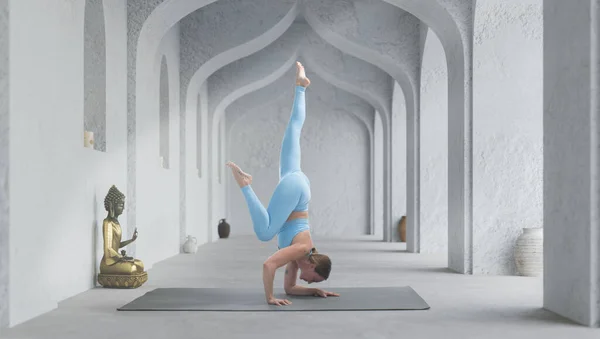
[267,297,292,306]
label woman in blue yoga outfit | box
[226,62,338,306]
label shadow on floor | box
[399,266,458,274]
[463,307,582,327]
[352,248,408,253]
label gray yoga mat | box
[117,286,430,311]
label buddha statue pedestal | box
[97,185,148,289]
[97,250,148,288]
[97,272,148,289]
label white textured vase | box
[84,130,94,149]
[514,227,543,277]
[182,235,197,254]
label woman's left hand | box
[313,289,340,298]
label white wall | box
[226,74,371,239]
[472,0,543,275]
[390,82,406,242]
[9,0,128,327]
[374,107,384,238]
[419,29,448,254]
[135,24,181,268]
[7,0,181,327]
[0,0,9,330]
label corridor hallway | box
[2,0,600,334]
[2,235,597,339]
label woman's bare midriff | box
[286,210,313,249]
[286,210,308,221]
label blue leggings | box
[240,86,311,248]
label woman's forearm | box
[286,285,316,296]
[262,263,276,301]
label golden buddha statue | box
[97,185,148,288]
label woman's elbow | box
[263,261,277,272]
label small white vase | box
[183,235,197,254]
[84,130,94,149]
[514,227,543,277]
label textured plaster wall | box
[224,78,290,225]
[206,25,304,116]
[9,0,128,327]
[0,0,8,330]
[302,30,392,238]
[366,0,474,268]
[208,63,299,242]
[222,71,374,239]
[134,24,181,268]
[179,0,296,98]
[303,30,392,122]
[226,71,371,239]
[377,0,475,271]
[304,0,420,245]
[472,0,543,275]
[133,0,475,261]
[139,0,473,256]
[178,0,297,245]
[407,0,474,272]
[84,0,107,152]
[203,26,301,240]
[419,29,448,254]
[207,24,388,239]
[302,31,392,237]
[304,0,420,84]
[544,0,600,327]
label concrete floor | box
[3,235,598,338]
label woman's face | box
[299,267,324,284]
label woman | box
[227,61,338,306]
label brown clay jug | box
[218,218,230,239]
[398,216,406,242]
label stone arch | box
[302,1,474,267]
[222,58,378,234]
[177,2,298,241]
[135,0,462,76]
[223,66,374,237]
[303,7,412,246]
[208,52,298,239]
[197,22,403,242]
[300,56,381,234]
[202,25,392,237]
[133,0,470,258]
[84,0,107,151]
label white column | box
[543,0,600,327]
[0,0,9,330]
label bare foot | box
[226,161,253,188]
[295,61,310,87]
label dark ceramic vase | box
[218,218,230,239]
